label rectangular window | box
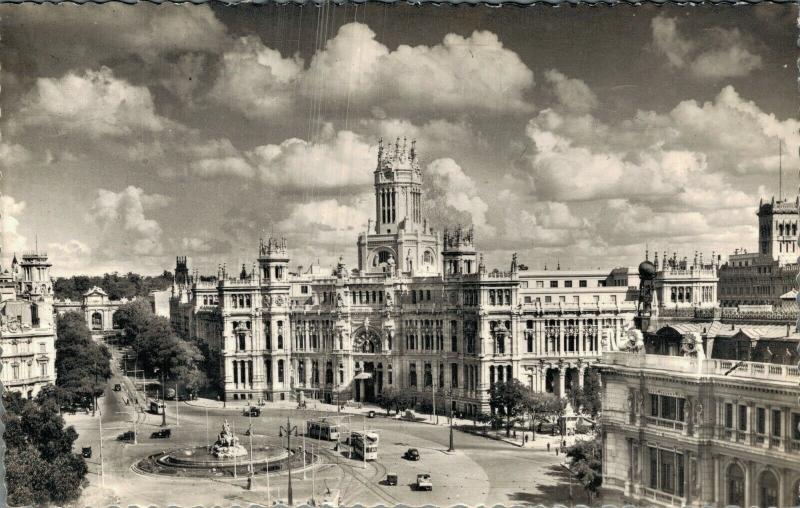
[756,408,766,435]
[559,296,566,303]
[550,280,558,288]
[724,403,733,429]
[792,413,800,440]
[300,285,309,294]
[39,362,47,376]
[524,296,531,303]
[579,280,587,288]
[545,296,552,303]
[651,394,659,417]
[564,280,573,288]
[412,291,417,304]
[451,363,458,388]
[738,405,748,431]
[426,290,431,301]
[536,281,544,288]
[573,296,580,304]
[649,447,658,489]
[771,410,782,437]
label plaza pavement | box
[64,345,597,507]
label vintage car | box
[385,472,398,486]
[403,448,420,461]
[81,446,92,458]
[416,473,433,491]
[151,428,172,439]
[243,406,261,417]
[117,430,136,442]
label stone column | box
[558,367,566,397]
[744,460,752,508]
[578,366,585,389]
[577,319,583,355]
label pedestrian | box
[216,395,220,402]
[555,448,559,456]
[547,442,551,452]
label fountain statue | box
[211,419,247,459]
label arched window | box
[757,470,779,508]
[277,360,284,383]
[726,463,745,508]
[277,334,284,349]
[423,251,433,265]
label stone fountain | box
[211,419,247,459]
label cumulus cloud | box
[88,186,169,259]
[424,158,494,236]
[248,128,375,189]
[210,23,534,119]
[277,195,371,249]
[1,196,27,259]
[544,69,598,113]
[518,86,797,208]
[46,240,92,275]
[651,15,762,80]
[12,67,179,139]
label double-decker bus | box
[350,431,379,461]
[306,419,341,441]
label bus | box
[149,399,165,415]
[306,419,341,441]
[350,431,379,461]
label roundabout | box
[133,419,319,479]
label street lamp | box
[154,367,166,427]
[279,417,298,505]
[447,390,455,452]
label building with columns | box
[171,138,641,414]
[55,286,128,335]
[0,251,57,398]
[600,263,800,507]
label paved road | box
[67,346,583,506]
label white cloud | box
[544,69,598,113]
[88,186,169,258]
[278,195,371,249]
[651,15,762,80]
[1,196,27,259]
[209,35,304,118]
[210,23,535,119]
[46,240,92,275]
[190,157,256,179]
[248,128,375,189]
[13,67,178,138]
[424,158,494,236]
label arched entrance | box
[757,469,779,508]
[726,463,745,508]
[545,368,558,394]
[91,311,103,331]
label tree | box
[4,390,88,506]
[376,388,397,415]
[113,299,154,345]
[55,312,111,408]
[575,368,602,418]
[522,391,565,440]
[566,436,603,503]
[488,379,528,436]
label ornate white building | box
[171,139,640,414]
[0,252,57,398]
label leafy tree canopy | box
[54,270,173,301]
[4,389,88,506]
[566,436,603,503]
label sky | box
[0,3,797,276]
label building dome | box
[638,260,657,280]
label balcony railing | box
[645,416,685,432]
[601,352,800,384]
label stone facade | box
[171,139,640,413]
[0,252,57,398]
[55,286,126,334]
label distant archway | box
[91,312,103,331]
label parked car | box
[385,472,398,486]
[403,448,420,461]
[151,429,172,439]
[117,431,135,441]
[367,410,376,418]
[81,446,92,458]
[416,473,433,491]
[113,384,122,392]
[243,406,261,417]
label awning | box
[353,372,373,380]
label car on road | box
[113,383,122,391]
[367,410,376,418]
[385,472,398,486]
[403,448,420,461]
[243,406,261,417]
[416,473,433,491]
[151,429,172,439]
[81,446,92,458]
[117,431,136,442]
